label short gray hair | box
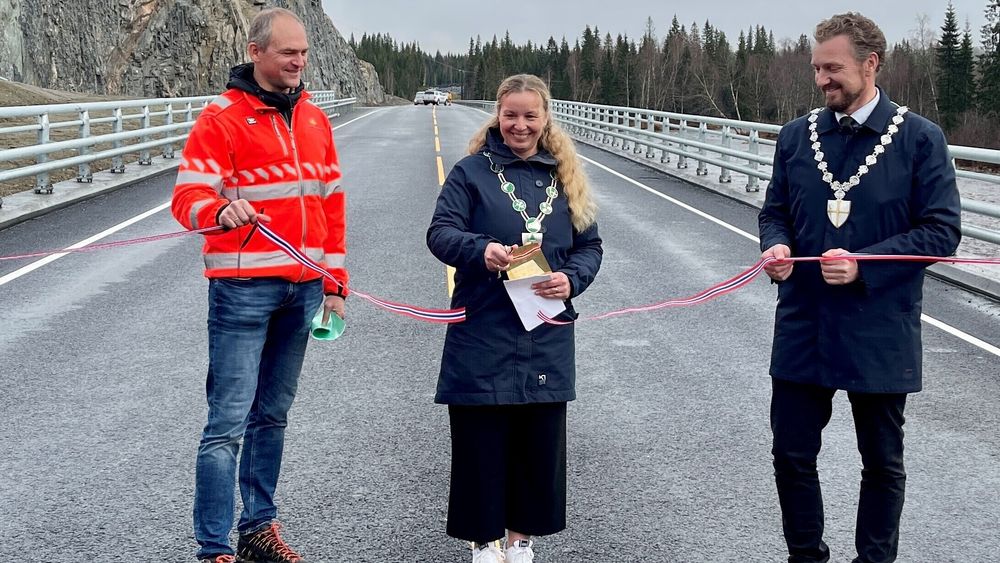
[248,8,304,51]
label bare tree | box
[905,13,939,116]
[637,17,658,109]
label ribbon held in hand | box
[255,222,466,324]
[539,253,1000,325]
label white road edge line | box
[580,154,1000,358]
[0,202,170,287]
[333,107,384,130]
[921,314,1000,356]
[0,107,384,288]
[581,155,759,243]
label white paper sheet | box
[503,274,567,331]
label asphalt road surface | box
[1,104,997,562]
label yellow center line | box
[432,106,457,296]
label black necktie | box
[839,115,860,135]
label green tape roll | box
[310,309,345,341]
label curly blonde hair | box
[468,74,597,232]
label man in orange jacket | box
[171,7,347,563]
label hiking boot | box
[199,556,236,563]
[235,522,303,563]
[505,539,535,563]
[472,541,505,563]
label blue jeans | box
[194,277,322,558]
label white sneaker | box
[504,539,534,563]
[472,542,505,563]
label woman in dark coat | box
[427,74,602,563]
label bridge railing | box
[0,91,355,204]
[457,99,1000,247]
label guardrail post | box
[696,122,709,176]
[633,111,644,154]
[746,129,761,192]
[605,109,618,148]
[139,105,152,165]
[594,107,602,143]
[622,110,639,151]
[77,110,93,183]
[645,112,656,159]
[603,108,612,145]
[34,114,53,193]
[615,111,624,149]
[605,111,611,146]
[719,125,733,183]
[629,112,638,152]
[624,111,629,147]
[111,108,125,173]
[162,103,175,159]
[677,119,689,169]
[660,117,671,163]
[617,111,624,148]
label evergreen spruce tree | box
[935,2,961,129]
[978,0,1000,116]
[580,27,601,102]
[957,26,976,113]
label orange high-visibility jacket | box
[171,88,348,296]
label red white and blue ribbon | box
[3,225,997,328]
[538,253,1000,325]
[0,222,465,324]
[255,222,466,324]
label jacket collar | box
[483,127,557,166]
[861,86,898,134]
[226,62,307,112]
[814,86,895,135]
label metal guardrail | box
[0,91,355,206]
[457,99,1000,247]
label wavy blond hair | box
[468,74,597,232]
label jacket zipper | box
[269,114,290,156]
[282,111,309,283]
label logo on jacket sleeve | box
[245,117,257,125]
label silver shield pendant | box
[827,199,851,228]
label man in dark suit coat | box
[758,12,962,563]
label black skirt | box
[446,402,568,543]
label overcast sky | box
[321,0,989,55]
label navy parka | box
[758,89,961,393]
[427,128,603,405]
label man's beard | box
[825,83,861,113]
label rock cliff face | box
[0,0,384,103]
